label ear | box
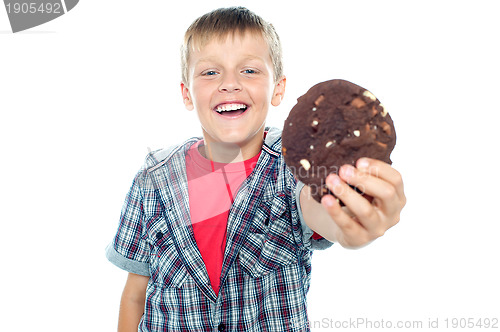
[271,76,286,107]
[180,82,194,111]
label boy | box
[106,7,405,332]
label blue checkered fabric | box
[106,127,333,331]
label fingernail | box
[328,174,341,188]
[322,195,335,207]
[341,165,355,179]
[357,158,370,171]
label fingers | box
[356,158,405,201]
[325,159,406,234]
[340,160,405,212]
[320,194,372,247]
[324,173,387,237]
[325,173,379,221]
[317,159,405,247]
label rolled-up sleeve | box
[105,169,150,276]
[285,162,334,251]
[295,181,334,251]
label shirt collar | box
[262,127,282,158]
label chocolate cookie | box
[282,79,396,202]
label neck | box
[199,136,263,163]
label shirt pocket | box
[238,194,298,278]
[147,218,189,288]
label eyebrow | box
[241,55,266,62]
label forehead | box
[189,30,270,61]
[190,28,265,49]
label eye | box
[242,68,257,74]
[200,69,219,76]
[202,70,218,76]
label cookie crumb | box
[380,122,391,135]
[351,97,366,108]
[300,159,311,171]
[314,95,325,106]
[363,90,377,101]
[380,104,387,117]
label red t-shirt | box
[185,141,260,295]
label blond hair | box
[181,7,283,85]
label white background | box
[1,0,499,331]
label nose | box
[218,72,241,93]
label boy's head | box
[180,7,286,161]
[181,7,283,85]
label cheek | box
[248,84,274,104]
[190,84,211,108]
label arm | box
[300,158,406,249]
[118,273,149,332]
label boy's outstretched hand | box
[300,158,406,248]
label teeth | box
[215,103,247,113]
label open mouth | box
[214,103,248,116]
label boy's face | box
[181,31,285,155]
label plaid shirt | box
[106,127,333,331]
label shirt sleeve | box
[105,169,150,276]
[294,181,334,250]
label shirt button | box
[156,231,163,240]
[217,323,226,331]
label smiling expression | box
[181,31,286,161]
